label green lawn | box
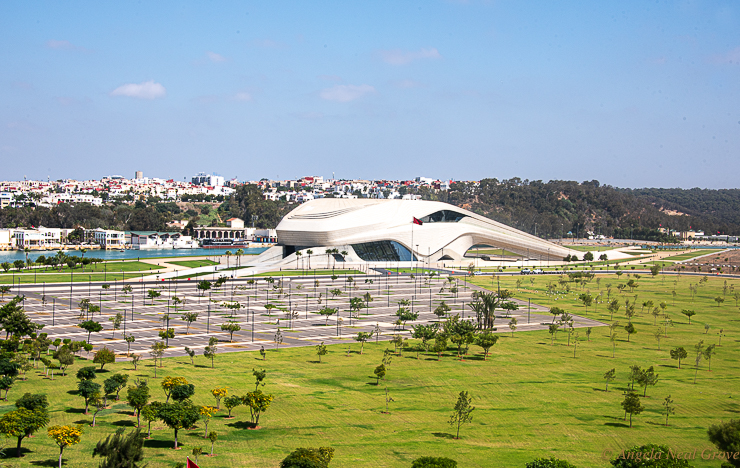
[251,269,366,277]
[0,273,132,284]
[663,250,724,262]
[18,261,162,274]
[167,259,220,268]
[466,248,521,257]
[566,245,617,252]
[2,274,738,467]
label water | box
[0,247,269,262]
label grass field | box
[663,250,724,262]
[566,245,618,252]
[1,274,739,467]
[0,273,133,284]
[466,248,521,257]
[7,261,163,275]
[167,260,220,268]
[251,269,366,277]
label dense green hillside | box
[424,179,740,240]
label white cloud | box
[234,92,252,101]
[379,47,441,65]
[207,51,227,62]
[320,84,375,102]
[110,81,166,100]
[710,46,740,64]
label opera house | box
[264,198,573,265]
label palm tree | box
[225,250,232,269]
[235,248,244,268]
[296,251,302,269]
[326,249,333,268]
[80,248,87,259]
[306,249,313,269]
[23,247,30,264]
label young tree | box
[93,347,116,370]
[663,395,675,426]
[146,289,161,305]
[220,321,241,342]
[316,341,328,363]
[124,334,135,356]
[681,309,696,324]
[373,364,386,385]
[318,307,338,325]
[670,346,688,369]
[253,368,267,390]
[624,323,636,342]
[432,335,448,361]
[182,346,196,365]
[621,391,644,428]
[47,425,83,468]
[208,431,218,455]
[508,317,518,337]
[636,366,658,397]
[548,324,559,345]
[104,374,129,401]
[223,395,242,418]
[449,391,475,439]
[199,405,217,438]
[158,401,200,449]
[603,368,616,392]
[211,387,227,409]
[126,380,150,428]
[78,379,101,414]
[693,340,704,384]
[703,344,717,371]
[181,312,199,334]
[197,280,212,296]
[79,320,103,343]
[354,331,373,354]
[714,296,725,307]
[242,390,274,426]
[0,404,50,458]
[161,376,188,403]
[203,336,218,368]
[475,332,499,360]
[434,301,451,319]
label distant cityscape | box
[0,172,452,209]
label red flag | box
[187,457,200,468]
[412,217,423,225]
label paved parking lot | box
[6,273,605,361]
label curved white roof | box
[276,198,572,261]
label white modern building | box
[129,231,197,250]
[91,228,126,249]
[273,199,574,263]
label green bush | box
[411,456,457,468]
[526,458,577,468]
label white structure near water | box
[270,199,574,265]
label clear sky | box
[1,1,738,188]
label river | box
[0,247,269,262]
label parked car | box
[532,268,544,274]
[520,268,531,275]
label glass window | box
[352,240,417,261]
[419,210,466,223]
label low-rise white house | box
[129,231,197,250]
[91,228,126,249]
[13,227,63,249]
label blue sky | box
[1,1,738,188]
